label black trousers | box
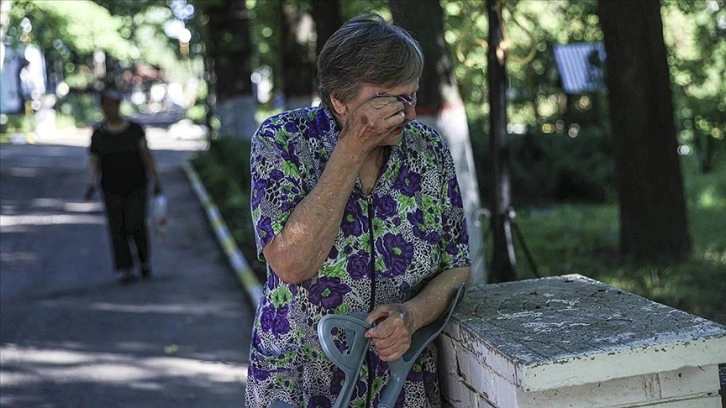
[102,187,149,271]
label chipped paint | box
[440,274,726,407]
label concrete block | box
[657,364,720,399]
[440,274,726,408]
[518,365,721,408]
[441,371,481,408]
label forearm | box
[88,155,99,185]
[138,139,161,184]
[264,142,366,283]
[403,266,471,331]
[142,149,160,182]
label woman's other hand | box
[365,303,415,362]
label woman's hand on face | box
[364,303,414,362]
[340,96,405,154]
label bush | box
[191,137,266,281]
[55,92,104,127]
[470,122,615,206]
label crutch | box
[272,283,466,408]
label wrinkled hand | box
[339,96,405,155]
[83,184,96,201]
[365,303,414,362]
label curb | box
[183,161,263,305]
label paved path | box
[0,128,254,407]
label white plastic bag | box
[152,194,168,239]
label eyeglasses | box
[376,91,417,107]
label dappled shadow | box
[2,291,249,407]
[1,132,253,407]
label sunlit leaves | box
[29,0,138,60]
[662,0,724,151]
[443,0,602,126]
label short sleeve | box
[437,139,471,271]
[249,119,306,261]
[89,128,101,155]
[130,122,146,146]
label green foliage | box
[0,113,34,134]
[471,121,615,205]
[244,0,283,81]
[446,0,603,126]
[446,0,723,170]
[190,138,266,281]
[661,0,725,171]
[238,0,390,98]
[8,0,138,61]
[513,158,726,324]
[340,0,390,20]
[5,0,202,129]
[6,0,720,153]
[55,92,103,127]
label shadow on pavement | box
[1,129,254,407]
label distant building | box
[553,43,607,129]
[1,45,47,114]
[553,42,606,95]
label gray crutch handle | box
[317,312,372,408]
[378,283,466,408]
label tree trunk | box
[487,0,517,283]
[280,0,316,109]
[598,0,691,262]
[312,0,341,86]
[390,0,487,283]
[203,0,257,139]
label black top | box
[89,121,148,196]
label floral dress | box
[246,106,470,408]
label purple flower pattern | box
[347,252,370,279]
[260,304,290,336]
[448,178,463,208]
[251,178,267,208]
[247,106,469,407]
[340,199,364,236]
[307,277,351,309]
[377,195,398,218]
[376,233,414,277]
[394,167,421,197]
[407,209,441,245]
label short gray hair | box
[317,13,423,106]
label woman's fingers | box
[371,325,409,348]
[370,96,398,110]
[387,109,406,122]
[365,304,414,361]
[362,97,404,124]
[372,326,411,361]
[339,97,405,153]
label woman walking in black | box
[85,88,162,283]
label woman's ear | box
[329,95,347,116]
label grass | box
[512,156,726,324]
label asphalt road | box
[0,128,254,407]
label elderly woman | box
[246,13,471,407]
